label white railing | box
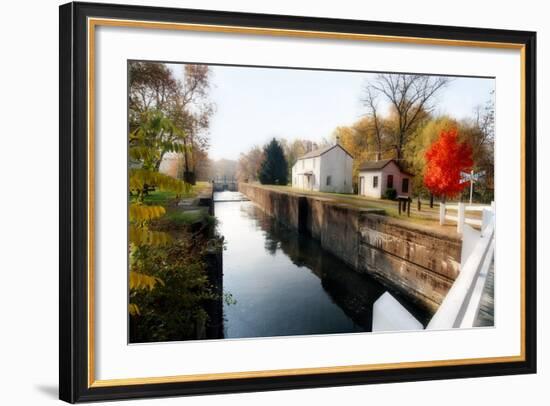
[427,205,495,330]
[372,202,495,331]
[439,201,494,234]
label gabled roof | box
[359,159,413,176]
[358,158,394,171]
[297,143,353,160]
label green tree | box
[128,110,189,314]
[129,233,217,342]
[127,63,223,341]
[130,110,188,172]
[258,138,288,185]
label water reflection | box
[215,191,429,339]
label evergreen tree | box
[258,138,288,185]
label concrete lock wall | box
[238,183,461,313]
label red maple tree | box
[424,128,473,200]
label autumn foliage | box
[424,129,473,199]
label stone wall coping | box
[241,182,461,243]
[362,212,461,243]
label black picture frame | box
[59,1,537,403]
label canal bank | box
[214,191,430,338]
[238,182,462,313]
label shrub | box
[383,188,397,200]
[129,233,220,343]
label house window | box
[402,178,409,193]
[387,174,394,189]
[373,176,378,188]
[301,160,305,169]
[326,175,332,186]
[313,158,316,168]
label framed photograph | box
[59,1,536,403]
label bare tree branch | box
[364,73,451,159]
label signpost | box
[460,170,485,205]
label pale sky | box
[168,63,495,161]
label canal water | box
[214,191,429,339]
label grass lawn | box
[142,182,215,230]
[248,184,455,228]
[163,209,210,226]
[142,190,178,205]
[142,181,211,206]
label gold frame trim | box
[87,17,527,388]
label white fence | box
[372,201,496,332]
[427,204,495,329]
[440,202,494,234]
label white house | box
[291,143,353,193]
[358,159,413,198]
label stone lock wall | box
[306,198,361,270]
[238,183,461,313]
[357,215,461,312]
[238,183,302,230]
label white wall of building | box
[292,146,353,193]
[359,169,383,198]
[359,161,412,198]
[319,147,353,193]
[292,156,321,190]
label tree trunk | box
[430,193,434,208]
[183,142,190,174]
[395,145,403,161]
[184,171,196,185]
[154,150,166,172]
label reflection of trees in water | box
[240,203,431,329]
[264,233,279,256]
[240,204,382,330]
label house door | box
[305,174,312,190]
[359,176,365,195]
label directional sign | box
[460,170,485,184]
[460,170,486,204]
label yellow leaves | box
[161,141,186,154]
[129,225,171,247]
[129,169,188,195]
[127,111,192,306]
[129,303,141,316]
[129,146,156,162]
[129,271,164,291]
[129,203,166,221]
